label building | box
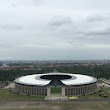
[14,73,97,96]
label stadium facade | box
[14,73,97,96]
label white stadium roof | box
[15,73,97,86]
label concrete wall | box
[65,83,97,96]
[15,82,97,96]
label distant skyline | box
[0,0,110,60]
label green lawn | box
[0,88,45,100]
[0,88,110,110]
[0,87,110,101]
[51,87,61,93]
[0,108,38,110]
[78,87,110,99]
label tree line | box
[0,65,110,81]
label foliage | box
[0,65,110,81]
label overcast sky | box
[0,0,110,60]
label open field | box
[51,87,61,93]
[0,100,110,110]
[0,89,45,100]
[0,87,110,101]
[78,87,110,100]
[0,88,110,110]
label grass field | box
[51,87,61,93]
[0,88,110,110]
[0,108,37,110]
[0,87,110,100]
[78,87,110,100]
[0,101,110,110]
[0,89,45,100]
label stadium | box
[14,73,97,96]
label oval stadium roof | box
[14,73,97,86]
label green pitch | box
[51,87,61,93]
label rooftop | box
[15,73,97,86]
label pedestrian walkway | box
[45,94,68,101]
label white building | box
[14,73,97,96]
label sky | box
[0,0,110,60]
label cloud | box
[84,28,110,36]
[0,25,23,30]
[87,16,109,23]
[0,42,14,48]
[0,0,43,8]
[48,16,73,28]
[0,0,110,60]
[22,43,50,48]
